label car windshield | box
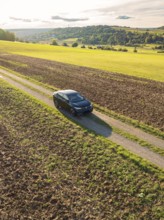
[68,93,84,102]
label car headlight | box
[74,107,82,110]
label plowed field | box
[0,80,163,219]
[0,53,163,131]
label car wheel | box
[70,108,76,116]
[54,100,60,108]
[89,109,93,114]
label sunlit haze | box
[1,0,164,29]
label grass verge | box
[94,104,164,140]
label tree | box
[72,42,78,47]
[0,29,15,41]
[108,36,117,47]
[51,39,58,45]
[62,42,68,46]
[134,47,138,53]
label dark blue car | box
[53,90,93,116]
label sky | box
[1,0,164,29]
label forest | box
[2,26,164,46]
[8,26,164,46]
[50,26,164,45]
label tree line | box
[0,29,15,41]
[49,26,164,46]
[2,26,163,46]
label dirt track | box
[0,68,164,169]
[0,54,163,131]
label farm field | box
[0,40,164,82]
[0,53,163,131]
[0,79,163,219]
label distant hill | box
[8,28,52,41]
[158,26,164,30]
[8,26,164,45]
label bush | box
[72,42,78,47]
[118,48,128,52]
[157,51,164,53]
[51,39,58,46]
[134,47,138,53]
[154,45,163,50]
[62,42,68,46]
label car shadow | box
[58,108,113,138]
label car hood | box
[71,100,91,107]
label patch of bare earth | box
[0,81,163,219]
[0,54,163,131]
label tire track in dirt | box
[1,68,163,148]
[0,69,164,169]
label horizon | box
[6,25,163,31]
[1,0,164,29]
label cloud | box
[10,17,32,22]
[9,17,52,24]
[51,15,89,22]
[85,0,164,17]
[117,16,132,20]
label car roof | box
[57,89,78,95]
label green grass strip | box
[1,65,164,141]
[0,78,163,180]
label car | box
[53,89,93,116]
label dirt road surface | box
[0,68,164,169]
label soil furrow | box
[0,70,164,169]
[0,68,163,148]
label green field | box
[0,40,164,82]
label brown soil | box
[1,70,164,167]
[0,80,163,219]
[0,53,163,131]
